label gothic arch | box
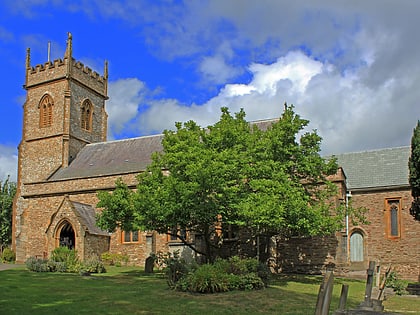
[81,99,93,131]
[55,219,76,250]
[39,94,54,127]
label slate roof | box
[71,201,109,236]
[49,119,277,181]
[50,134,164,180]
[334,146,410,190]
[49,118,410,192]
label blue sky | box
[1,0,420,182]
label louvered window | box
[81,99,93,131]
[39,95,53,127]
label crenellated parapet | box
[70,59,108,97]
[25,32,108,98]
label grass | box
[0,266,419,315]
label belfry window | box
[39,95,53,128]
[81,99,93,131]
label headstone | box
[145,256,154,273]
[334,284,349,315]
[358,261,384,311]
[315,270,334,315]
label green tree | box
[0,176,17,252]
[409,120,420,220]
[97,106,346,261]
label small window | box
[222,224,238,240]
[385,198,401,238]
[122,230,140,243]
[168,227,187,242]
[39,95,53,127]
[81,99,93,131]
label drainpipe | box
[345,191,352,237]
[345,191,352,262]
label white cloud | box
[118,48,418,155]
[0,145,18,182]
[198,41,242,85]
[199,55,241,85]
[107,78,146,138]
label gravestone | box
[357,261,384,311]
[145,256,155,273]
[315,270,334,315]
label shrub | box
[50,247,80,272]
[237,273,265,290]
[385,271,408,295]
[155,251,190,288]
[1,247,15,263]
[100,252,129,266]
[25,257,49,272]
[180,263,231,293]
[83,258,106,273]
[175,257,268,293]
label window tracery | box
[81,99,93,131]
[39,94,53,127]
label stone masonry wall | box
[349,188,420,281]
[15,172,171,265]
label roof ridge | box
[333,145,410,156]
[85,133,164,148]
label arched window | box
[385,198,401,238]
[81,99,93,131]
[39,94,53,127]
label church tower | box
[18,32,108,184]
[13,34,109,261]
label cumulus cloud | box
[5,0,420,157]
[107,78,147,139]
[0,145,18,182]
[113,49,418,155]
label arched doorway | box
[350,231,364,262]
[59,221,75,250]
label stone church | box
[12,34,420,280]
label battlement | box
[25,33,108,97]
[73,60,106,84]
[29,58,65,73]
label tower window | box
[39,95,53,128]
[81,100,93,131]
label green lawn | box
[0,266,419,315]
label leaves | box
[409,120,420,220]
[0,176,16,249]
[96,105,343,259]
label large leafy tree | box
[0,176,17,252]
[409,120,420,220]
[97,106,345,261]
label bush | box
[25,248,106,274]
[1,247,15,263]
[82,258,106,273]
[173,256,269,293]
[50,247,80,272]
[180,263,231,293]
[100,252,129,266]
[25,257,49,272]
[155,251,191,288]
[385,271,408,295]
[227,256,259,275]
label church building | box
[12,34,420,280]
